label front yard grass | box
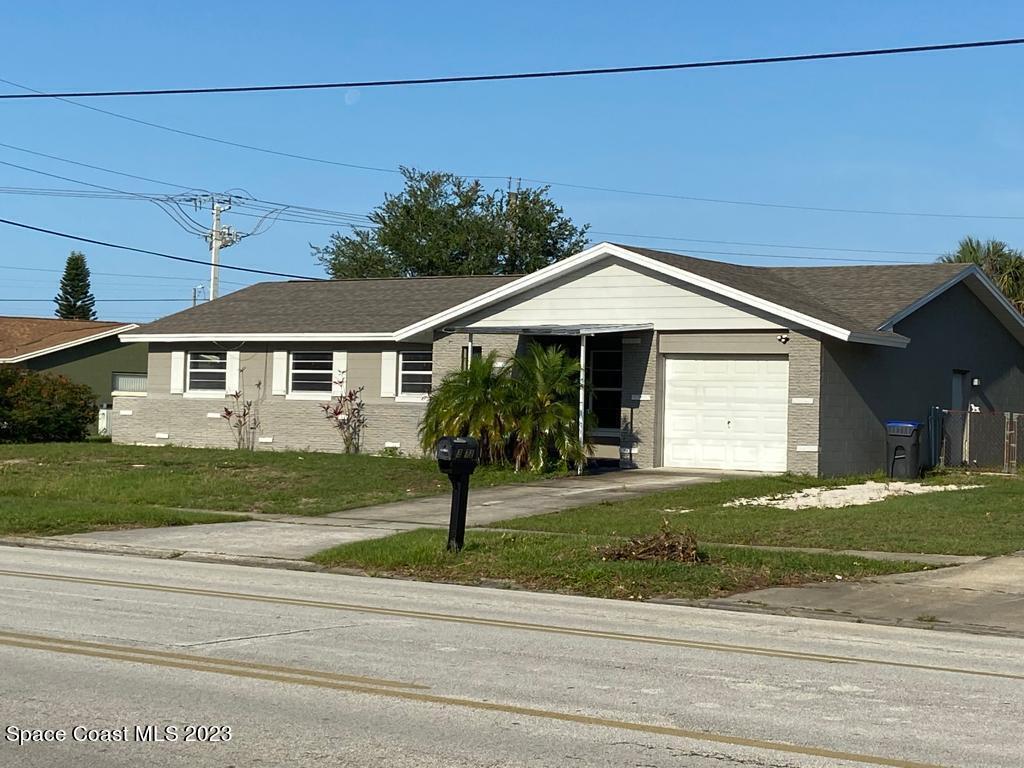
[309,528,928,601]
[0,443,555,535]
[493,472,1024,556]
[0,497,246,537]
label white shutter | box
[332,351,348,396]
[169,350,185,394]
[272,351,288,395]
[380,350,397,398]
[226,350,241,393]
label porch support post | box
[578,333,588,475]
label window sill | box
[395,394,429,404]
[182,391,227,399]
[111,391,147,398]
[285,392,332,401]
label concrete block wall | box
[112,394,425,454]
[431,332,524,387]
[619,331,658,469]
[785,332,821,475]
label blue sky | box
[1,2,1023,322]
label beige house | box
[116,243,1024,475]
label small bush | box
[0,367,96,443]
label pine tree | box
[54,251,97,320]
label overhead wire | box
[2,38,1021,99]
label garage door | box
[662,355,789,472]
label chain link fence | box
[938,409,1021,472]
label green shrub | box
[0,367,96,443]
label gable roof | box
[0,316,137,363]
[397,243,1005,347]
[122,275,520,340]
[630,246,975,334]
[122,242,1021,349]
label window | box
[111,372,147,394]
[586,338,622,432]
[399,351,433,396]
[290,351,334,393]
[187,351,227,391]
[460,345,483,370]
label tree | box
[0,367,96,443]
[54,251,97,320]
[313,168,590,278]
[419,343,590,472]
[940,237,1024,313]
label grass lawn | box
[493,472,1024,556]
[310,528,928,601]
[0,497,246,537]
[0,443,553,535]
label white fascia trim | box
[846,331,910,349]
[393,243,859,343]
[877,268,975,331]
[2,323,138,364]
[119,332,394,343]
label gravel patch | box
[725,480,982,510]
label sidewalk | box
[694,550,1024,637]
[5,469,711,564]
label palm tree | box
[941,237,1024,313]
[505,342,589,472]
[419,350,512,464]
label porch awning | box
[441,323,654,336]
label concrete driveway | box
[705,550,1024,637]
[26,469,711,564]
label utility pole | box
[188,195,242,300]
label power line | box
[0,263,249,287]
[0,297,188,302]
[0,217,323,280]
[587,231,943,257]
[3,38,1022,100]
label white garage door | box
[662,355,789,472]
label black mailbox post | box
[436,436,480,552]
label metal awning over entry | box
[442,323,653,336]
[444,324,653,473]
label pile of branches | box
[602,523,705,564]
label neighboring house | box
[117,243,1024,475]
[0,317,148,421]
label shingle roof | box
[127,246,978,341]
[626,246,973,333]
[130,274,520,335]
[0,316,134,362]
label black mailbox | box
[436,436,480,552]
[436,436,480,476]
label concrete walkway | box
[699,550,1024,637]
[16,469,711,564]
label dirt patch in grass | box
[725,480,983,510]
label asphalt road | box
[0,547,1021,768]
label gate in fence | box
[938,409,1021,473]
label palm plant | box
[506,342,589,472]
[419,350,511,463]
[941,237,1024,313]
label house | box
[1,317,149,430]
[116,243,1024,475]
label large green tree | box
[940,237,1024,313]
[54,251,97,320]
[313,168,590,278]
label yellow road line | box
[0,632,950,768]
[0,629,425,690]
[0,568,1020,683]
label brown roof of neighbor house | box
[130,274,521,335]
[0,316,135,362]
[626,246,974,334]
